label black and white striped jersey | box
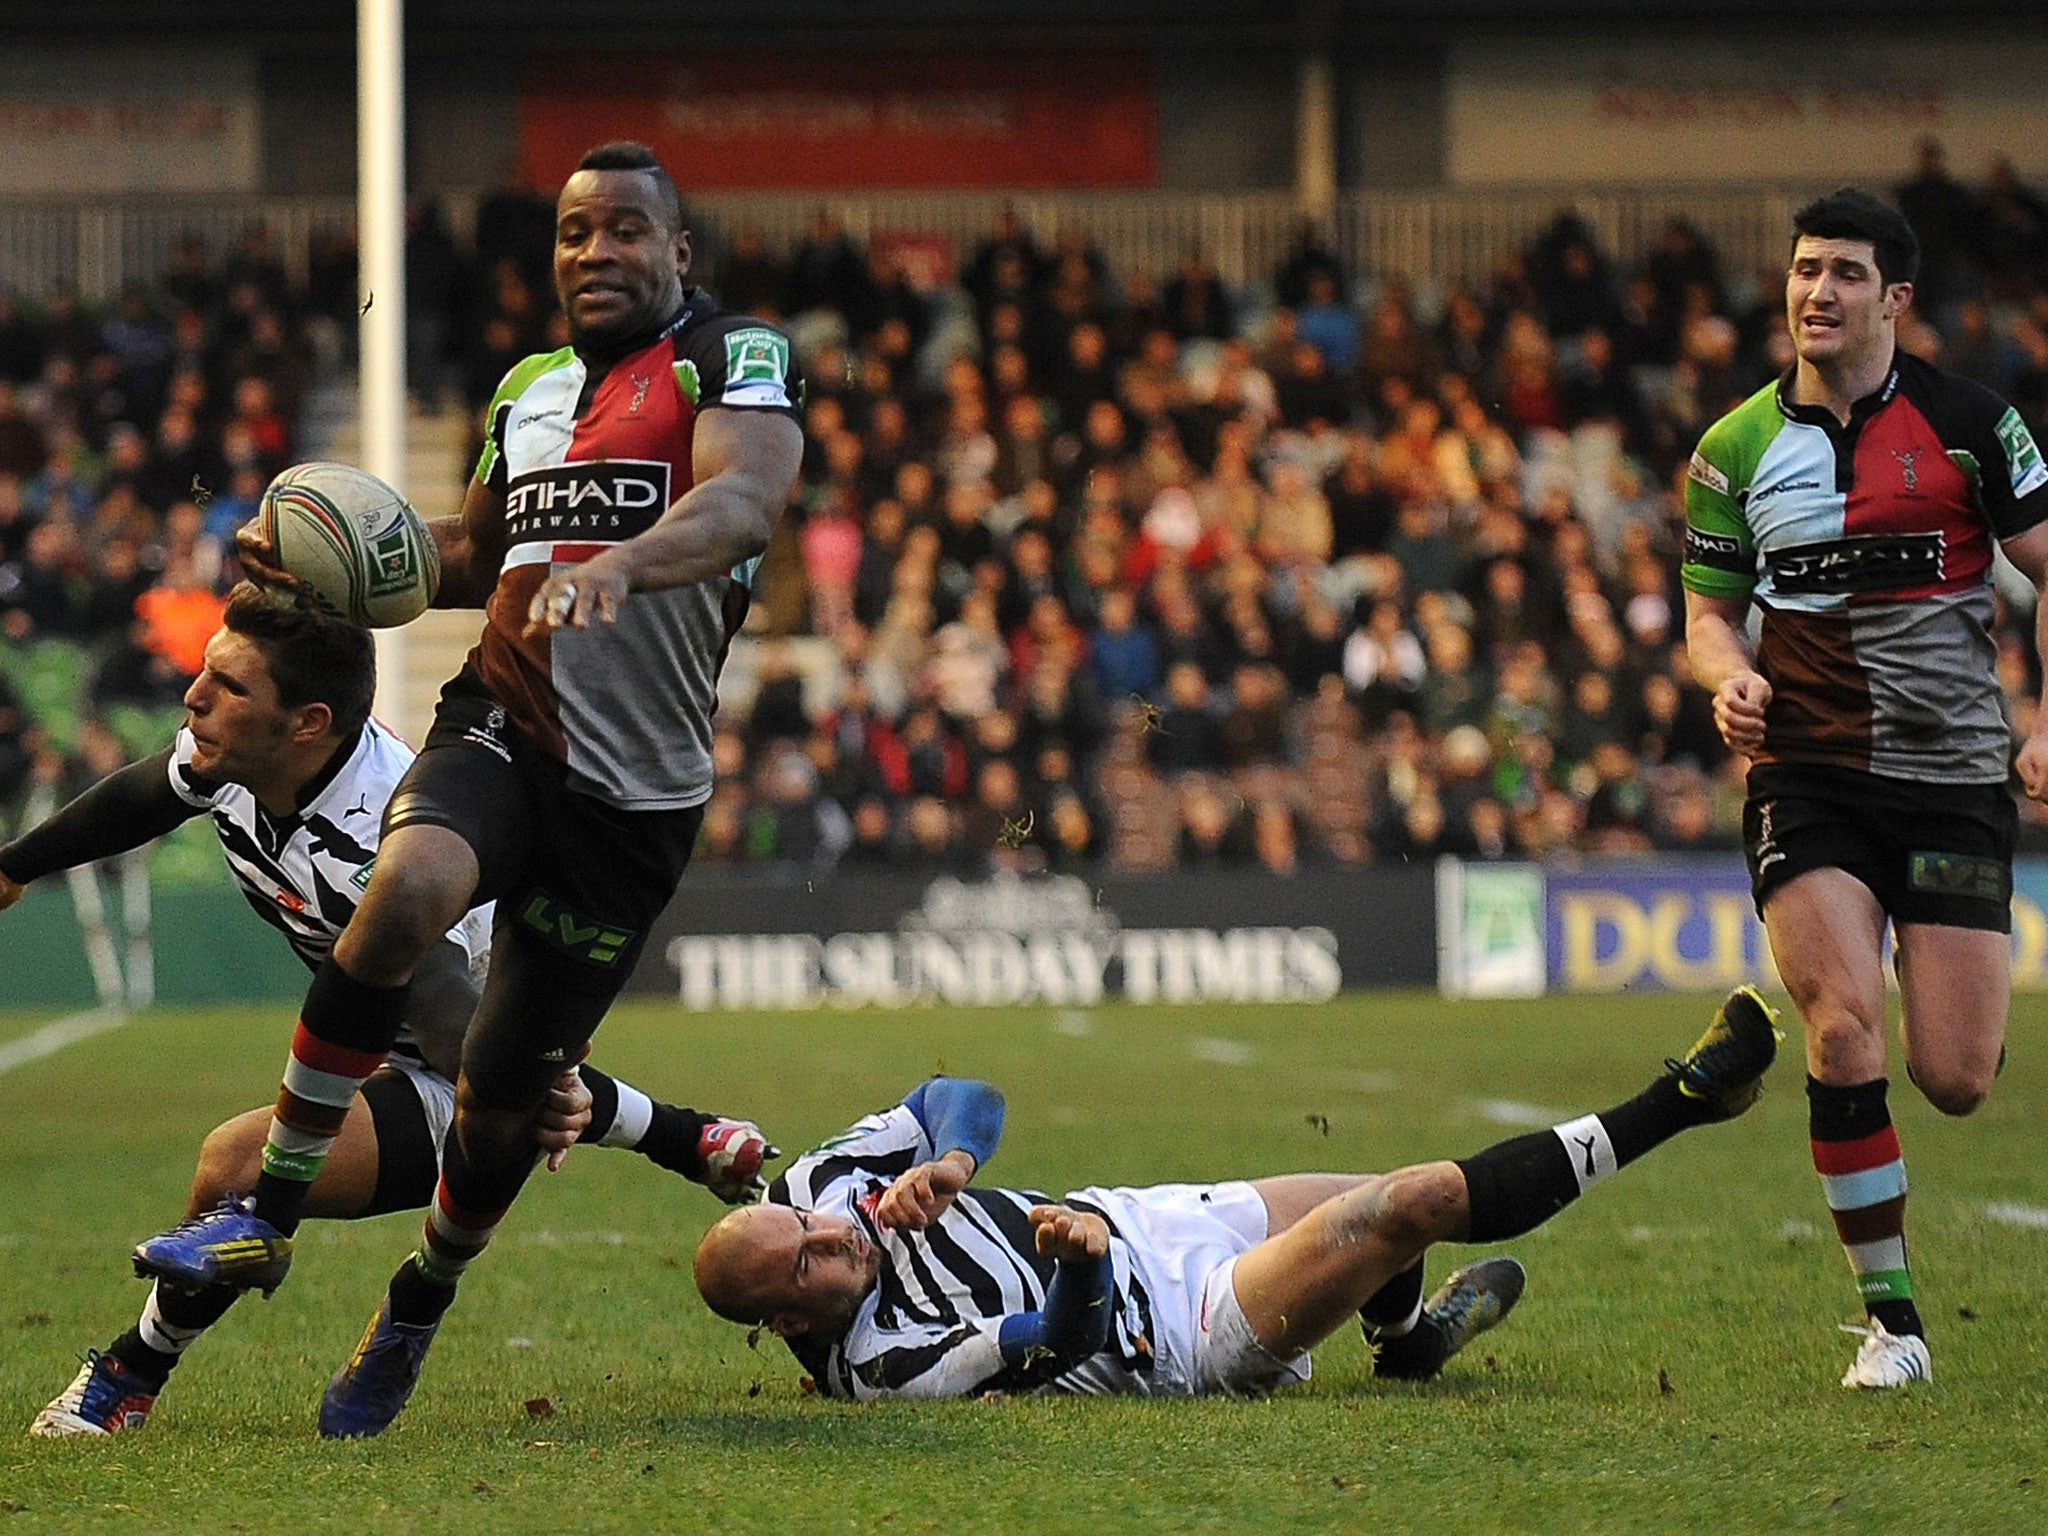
[167,721,490,971]
[769,1102,1159,1400]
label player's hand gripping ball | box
[695,1118,780,1204]
[257,461,440,628]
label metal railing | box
[0,185,1823,304]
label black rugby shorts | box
[1743,761,2016,932]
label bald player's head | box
[694,1204,880,1340]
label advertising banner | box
[1448,37,2048,186]
[1436,860,1546,998]
[2004,861,2048,988]
[518,53,1157,191]
[1543,858,1776,994]
[0,48,258,195]
[635,866,1435,1010]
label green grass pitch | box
[2,991,2044,1534]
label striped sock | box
[251,960,408,1237]
[1808,1076,1923,1339]
[387,1125,539,1329]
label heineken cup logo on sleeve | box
[1997,407,2048,498]
[721,328,794,407]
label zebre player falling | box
[0,586,774,1438]
[694,988,1779,1401]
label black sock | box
[106,1330,177,1386]
[1360,1260,1425,1332]
[1371,1319,1450,1380]
[637,1102,712,1176]
[1458,1075,1703,1243]
[109,1282,241,1385]
[1869,1297,1925,1338]
[387,1257,458,1331]
[1605,1074,1718,1157]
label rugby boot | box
[318,1299,439,1438]
[1667,985,1783,1121]
[29,1350,159,1437]
[132,1194,293,1296]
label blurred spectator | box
[132,553,223,678]
[0,381,47,479]
[1977,156,2048,301]
[1163,250,1232,342]
[1216,661,1290,769]
[799,493,864,639]
[899,793,966,874]
[1895,137,1981,316]
[748,741,851,867]
[1146,660,1223,775]
[1,522,72,638]
[788,210,871,321]
[1527,212,1622,340]
[406,199,464,415]
[1273,219,1347,312]
[1294,273,1358,373]
[712,225,789,319]
[1176,778,1255,866]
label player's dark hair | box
[1791,188,1921,288]
[222,582,377,738]
[577,140,684,231]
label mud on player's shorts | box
[1743,762,2015,932]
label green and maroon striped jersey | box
[1682,351,2048,783]
[467,292,803,810]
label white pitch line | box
[0,1007,130,1078]
[1188,1037,1256,1066]
[1985,1202,2048,1231]
[1474,1098,1558,1128]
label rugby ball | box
[259,461,440,628]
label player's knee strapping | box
[254,958,409,1236]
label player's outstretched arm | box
[876,1077,1005,1231]
[524,408,802,634]
[0,750,197,907]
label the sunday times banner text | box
[636,866,1435,1009]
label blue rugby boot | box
[319,1300,439,1439]
[132,1194,293,1296]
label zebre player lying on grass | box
[694,990,1782,1399]
[0,585,774,1438]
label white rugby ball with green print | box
[258,461,440,629]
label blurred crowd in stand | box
[9,137,2048,881]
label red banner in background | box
[518,53,1157,191]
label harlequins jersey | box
[471,293,803,809]
[1682,351,2048,782]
